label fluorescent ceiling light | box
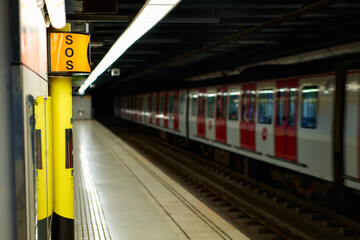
[229,91,240,96]
[79,0,181,94]
[302,89,319,93]
[45,0,66,29]
[149,0,180,4]
[259,90,274,94]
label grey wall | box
[73,95,93,120]
[0,0,15,239]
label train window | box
[241,92,247,121]
[143,97,146,112]
[138,96,141,111]
[132,97,135,109]
[169,95,174,114]
[277,90,284,125]
[289,89,296,127]
[133,97,136,112]
[229,91,239,121]
[301,86,318,129]
[174,94,179,114]
[216,93,222,118]
[207,92,215,118]
[152,95,156,112]
[135,97,138,111]
[202,96,206,117]
[198,95,205,117]
[180,94,184,115]
[222,94,227,119]
[258,89,273,124]
[131,97,134,112]
[191,94,197,116]
[160,95,164,113]
[249,91,255,122]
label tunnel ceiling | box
[67,0,360,95]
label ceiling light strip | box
[78,0,181,94]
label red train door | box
[240,84,256,151]
[197,89,206,138]
[156,92,160,126]
[275,80,298,162]
[173,91,179,130]
[164,92,169,128]
[215,87,227,143]
[149,94,153,124]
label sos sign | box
[49,32,90,74]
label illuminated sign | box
[49,32,90,74]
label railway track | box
[103,119,360,240]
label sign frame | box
[48,31,91,76]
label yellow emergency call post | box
[34,97,53,240]
[48,24,90,240]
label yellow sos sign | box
[49,32,91,74]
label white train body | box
[115,71,360,190]
[344,72,360,190]
[117,90,188,138]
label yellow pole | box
[49,22,74,240]
[34,97,53,240]
[50,76,74,240]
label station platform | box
[73,120,249,240]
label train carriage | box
[188,73,336,181]
[116,90,188,138]
[115,70,360,191]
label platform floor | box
[73,120,249,240]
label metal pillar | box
[50,76,74,240]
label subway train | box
[114,66,360,193]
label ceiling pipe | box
[112,0,341,87]
[67,14,219,24]
[67,14,132,22]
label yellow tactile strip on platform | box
[74,150,112,240]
